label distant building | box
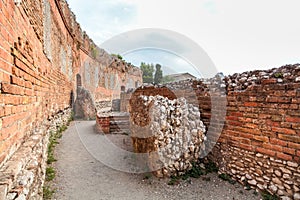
[164,72,197,82]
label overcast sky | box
[67,0,300,77]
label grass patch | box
[43,186,55,200]
[218,173,236,184]
[261,190,280,200]
[44,116,73,199]
[168,160,219,185]
[46,167,55,181]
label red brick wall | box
[221,81,300,162]
[0,0,73,165]
[0,0,142,167]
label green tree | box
[154,64,163,84]
[162,75,175,84]
[140,62,154,83]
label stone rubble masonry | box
[0,0,142,199]
[124,64,300,198]
[0,108,71,200]
[130,95,206,178]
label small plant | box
[273,72,283,78]
[261,190,280,200]
[67,111,74,126]
[168,175,180,185]
[91,45,99,58]
[143,173,152,180]
[185,162,205,178]
[47,153,57,165]
[59,125,68,133]
[111,53,123,60]
[204,161,219,173]
[44,123,70,198]
[46,167,55,181]
[43,186,55,200]
[218,173,236,184]
[243,179,251,190]
[168,161,218,185]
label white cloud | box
[67,0,300,75]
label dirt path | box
[52,121,261,200]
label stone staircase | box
[109,113,130,134]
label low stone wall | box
[95,112,129,134]
[0,108,71,200]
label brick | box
[0,59,12,74]
[238,117,252,123]
[2,112,27,128]
[239,143,253,151]
[229,112,243,117]
[11,76,25,87]
[244,102,258,107]
[263,143,282,152]
[278,134,300,143]
[226,116,239,121]
[0,125,17,141]
[256,147,276,156]
[276,152,293,161]
[292,123,300,130]
[285,116,300,123]
[228,120,243,126]
[225,130,239,137]
[272,127,296,135]
[1,82,23,95]
[282,147,295,155]
[240,138,251,145]
[0,70,10,83]
[288,142,300,150]
[239,132,254,139]
[234,126,262,135]
[270,138,287,147]
[258,113,271,119]
[244,123,258,129]
[253,135,269,143]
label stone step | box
[110,127,130,132]
[110,120,129,125]
[110,130,131,135]
[110,117,129,121]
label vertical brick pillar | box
[96,114,110,134]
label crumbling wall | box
[130,95,206,177]
[0,0,141,199]
[211,64,300,199]
[126,64,300,198]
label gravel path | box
[52,121,262,200]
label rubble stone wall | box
[130,95,206,177]
[127,65,300,198]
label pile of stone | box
[226,64,300,91]
[133,95,207,177]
